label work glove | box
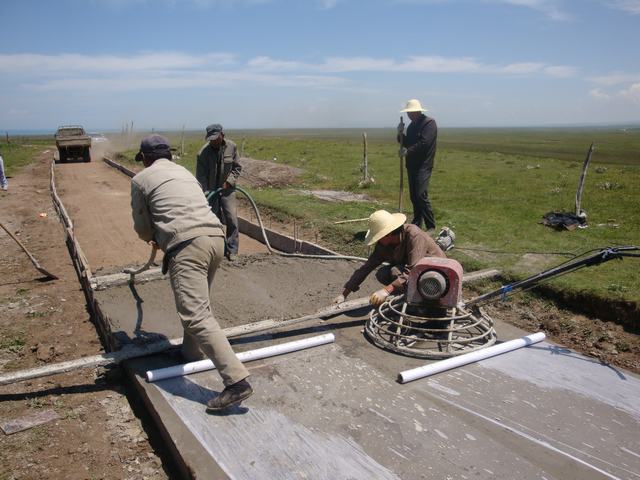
[400,147,408,157]
[370,288,390,307]
[396,122,404,136]
[332,294,345,305]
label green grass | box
[7,128,640,309]
[0,334,25,352]
[0,136,53,176]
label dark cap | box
[205,124,224,141]
[136,134,171,162]
[140,134,171,154]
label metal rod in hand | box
[398,116,405,212]
[123,245,158,284]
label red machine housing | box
[405,257,464,308]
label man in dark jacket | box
[398,99,437,231]
[196,124,242,259]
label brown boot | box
[206,379,253,412]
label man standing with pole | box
[397,99,438,232]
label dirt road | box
[0,152,170,479]
[55,159,267,275]
[55,160,159,274]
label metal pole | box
[398,116,405,212]
[362,132,368,182]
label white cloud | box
[496,0,571,20]
[499,62,545,74]
[589,88,610,100]
[620,83,640,103]
[247,54,573,77]
[544,65,577,78]
[392,0,570,19]
[589,72,640,86]
[0,52,235,73]
[26,71,347,91]
[605,0,640,14]
[1,51,577,94]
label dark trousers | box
[407,165,435,230]
[212,189,239,254]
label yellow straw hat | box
[364,210,407,246]
[400,99,428,113]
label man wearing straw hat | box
[398,99,438,232]
[131,134,253,412]
[333,209,445,307]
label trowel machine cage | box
[365,257,496,359]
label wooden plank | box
[1,409,59,435]
[0,298,370,387]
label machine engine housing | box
[405,257,464,308]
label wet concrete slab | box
[125,315,640,480]
[94,255,381,347]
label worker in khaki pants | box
[130,134,253,412]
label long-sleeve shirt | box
[401,114,437,171]
[344,224,445,292]
[195,139,242,191]
[131,159,224,252]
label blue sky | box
[1,0,639,131]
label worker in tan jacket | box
[334,210,446,307]
[131,134,252,412]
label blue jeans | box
[0,155,7,190]
[211,189,239,254]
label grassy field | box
[0,137,52,176]
[5,127,639,310]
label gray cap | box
[140,134,170,153]
[205,124,223,141]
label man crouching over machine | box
[333,210,446,307]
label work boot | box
[206,379,253,412]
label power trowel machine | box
[365,246,639,359]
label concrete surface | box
[123,311,640,480]
[93,253,640,479]
[95,255,380,346]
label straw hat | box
[400,99,428,113]
[364,210,407,246]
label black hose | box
[206,187,367,262]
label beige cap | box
[364,210,407,246]
[400,99,428,113]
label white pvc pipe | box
[146,333,335,382]
[398,332,546,384]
